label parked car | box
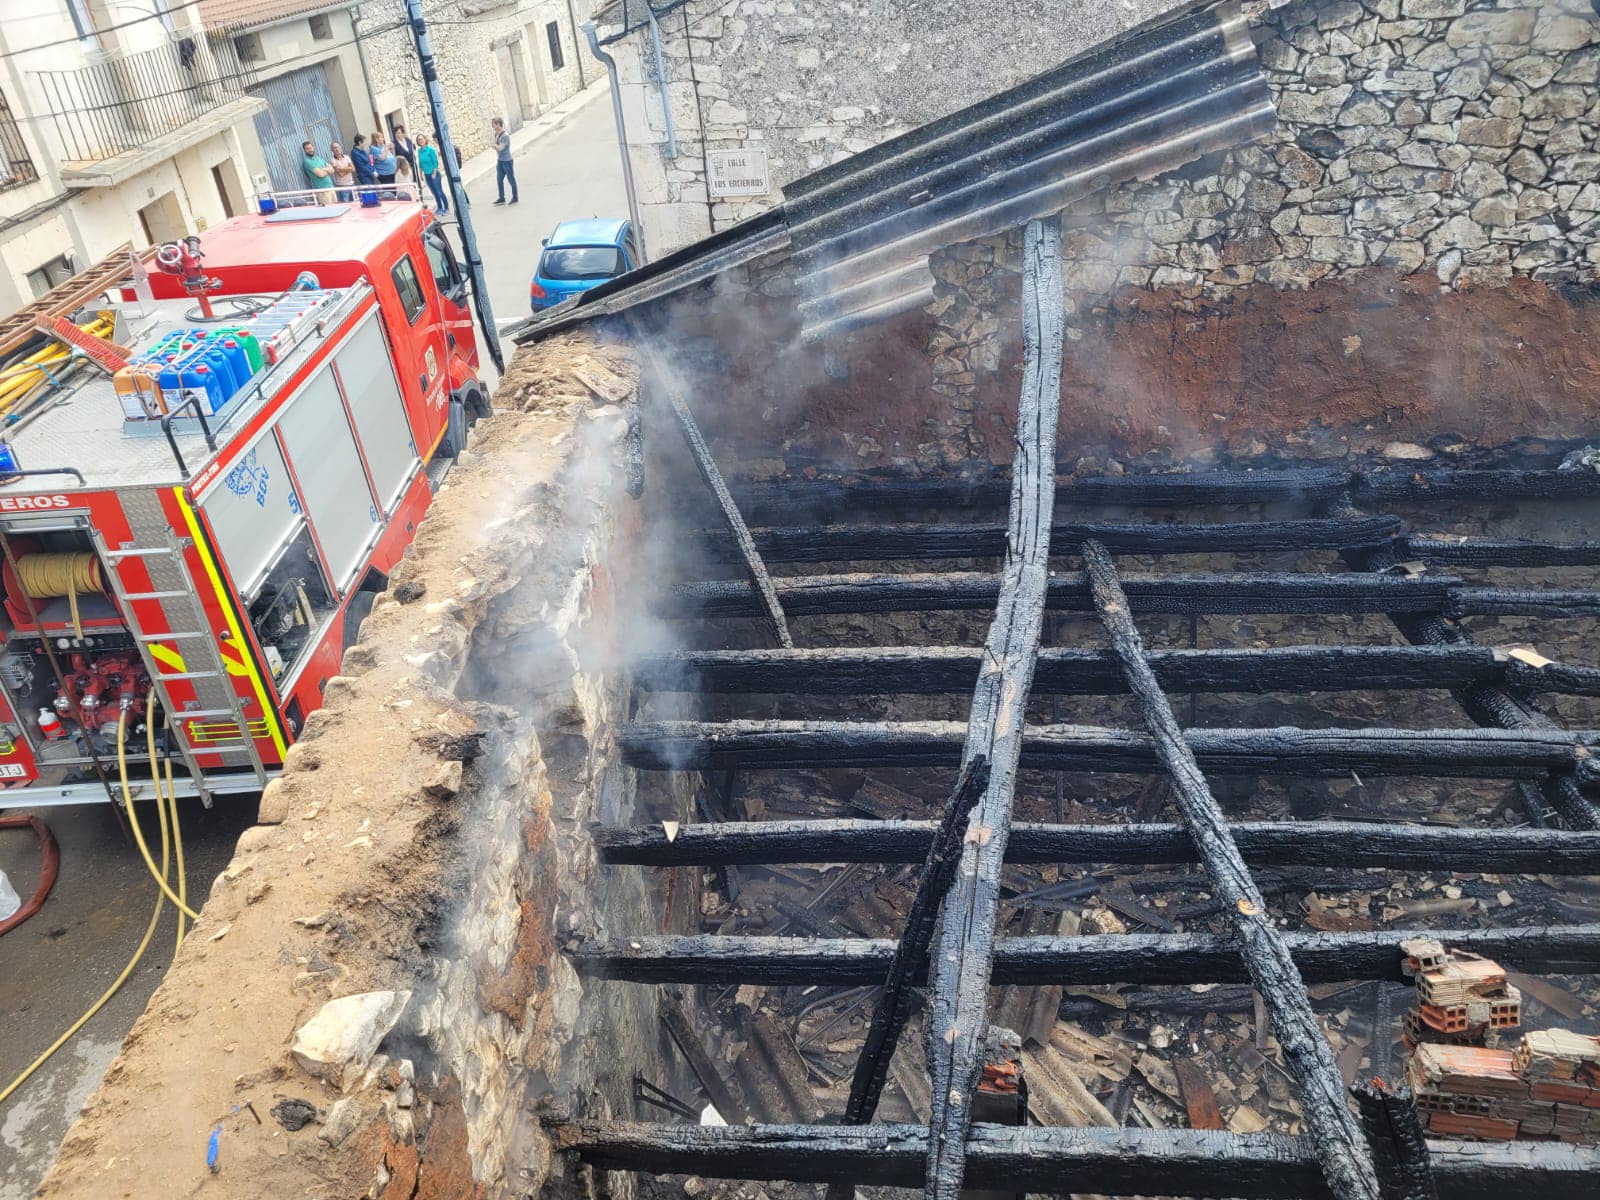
[529,218,639,311]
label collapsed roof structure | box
[518,1,1600,1197]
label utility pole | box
[402,0,504,374]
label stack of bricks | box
[1407,1033,1600,1142]
[1399,939,1521,1051]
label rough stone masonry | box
[915,0,1600,471]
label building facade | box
[0,0,273,314]
[356,0,593,162]
[200,1,372,193]
[594,0,1180,257]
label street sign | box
[706,148,771,199]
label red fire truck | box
[0,196,487,806]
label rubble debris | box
[269,1098,319,1132]
[1400,941,1522,1051]
[290,990,410,1090]
[1408,1031,1600,1142]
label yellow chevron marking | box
[148,643,187,673]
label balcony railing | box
[0,88,39,191]
[31,35,259,166]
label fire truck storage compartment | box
[197,305,419,686]
[0,519,153,761]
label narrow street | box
[0,85,626,1200]
[454,85,629,365]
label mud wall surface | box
[644,0,1600,479]
[35,334,669,1200]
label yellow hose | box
[148,701,186,951]
[0,317,113,409]
[15,552,102,641]
[0,725,169,1107]
[118,710,199,922]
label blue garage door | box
[249,64,340,192]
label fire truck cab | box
[0,197,485,806]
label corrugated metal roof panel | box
[789,1,1272,338]
[513,0,1271,345]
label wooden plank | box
[554,1118,1600,1198]
[594,818,1600,874]
[1351,1082,1439,1200]
[923,216,1064,1200]
[630,644,1505,697]
[1174,1060,1226,1131]
[662,378,791,648]
[1404,536,1600,567]
[1082,538,1378,1200]
[617,719,1597,778]
[661,571,1461,619]
[564,925,1600,986]
[841,756,990,1124]
[699,515,1402,564]
[660,991,749,1124]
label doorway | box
[137,191,186,246]
[211,160,245,218]
[526,24,551,109]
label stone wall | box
[362,0,588,160]
[633,0,1600,478]
[36,335,674,1200]
[918,0,1600,470]
[604,0,1177,256]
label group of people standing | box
[301,124,458,213]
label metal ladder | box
[91,526,269,805]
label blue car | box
[529,218,639,311]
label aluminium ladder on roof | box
[91,525,268,805]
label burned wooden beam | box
[1356,468,1600,501]
[1402,536,1600,567]
[661,570,1461,619]
[663,380,792,648]
[567,926,1600,986]
[617,719,1598,778]
[659,991,749,1124]
[703,467,1600,525]
[701,515,1402,564]
[662,574,1600,623]
[554,1119,1600,1198]
[632,644,1518,697]
[1352,1082,1439,1200]
[843,757,990,1125]
[922,216,1064,1200]
[1503,658,1600,697]
[1081,538,1378,1199]
[1346,538,1600,832]
[594,817,1600,874]
[1449,588,1600,618]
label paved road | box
[447,86,628,383]
[0,86,628,1200]
[0,797,255,1200]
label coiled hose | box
[15,552,103,641]
[0,815,58,938]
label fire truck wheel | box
[462,381,491,423]
[342,590,377,653]
[440,397,469,459]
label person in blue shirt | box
[350,134,376,186]
[370,132,397,184]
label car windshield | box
[541,244,622,281]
